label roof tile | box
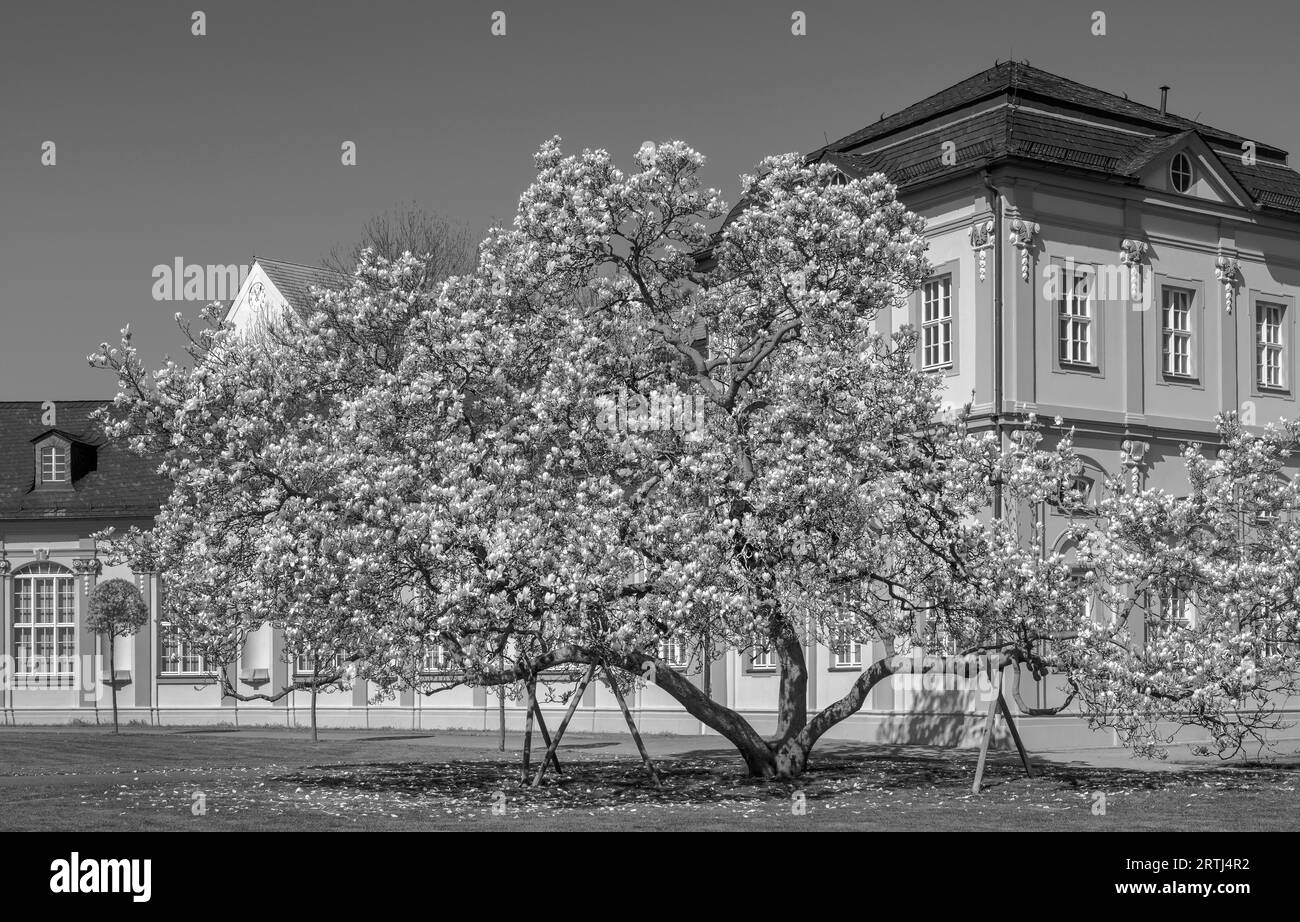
[0,402,169,521]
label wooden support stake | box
[532,664,595,787]
[603,664,662,789]
[971,672,1003,795]
[997,692,1033,778]
[530,695,563,775]
[520,674,537,785]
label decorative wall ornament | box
[1119,238,1149,301]
[1008,218,1039,282]
[1215,255,1241,313]
[1120,439,1149,467]
[969,220,994,282]
[0,558,10,576]
[72,557,102,591]
[34,548,50,562]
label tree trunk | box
[625,652,778,777]
[498,654,506,752]
[483,644,963,780]
[772,610,808,742]
[663,651,937,779]
[108,636,119,735]
[310,661,319,743]
[776,652,952,778]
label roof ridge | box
[0,399,109,406]
[254,255,335,272]
[1016,61,1166,119]
[821,61,1281,163]
[1013,62,1272,149]
[815,62,1014,156]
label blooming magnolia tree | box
[1066,414,1300,758]
[92,138,1298,780]
[407,139,1101,777]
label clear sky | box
[3,0,1298,399]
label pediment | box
[223,263,291,333]
[1131,132,1253,208]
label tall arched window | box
[12,562,77,678]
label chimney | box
[1159,85,1170,116]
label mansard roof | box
[0,402,169,520]
[802,61,1300,216]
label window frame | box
[159,620,211,677]
[829,630,863,670]
[1256,301,1286,391]
[1169,152,1194,194]
[1245,291,1296,402]
[657,636,690,669]
[420,644,456,676]
[1068,569,1094,623]
[1146,586,1194,649]
[920,274,954,372]
[293,652,345,678]
[1148,276,1206,390]
[748,636,776,673]
[40,444,68,483]
[909,259,960,377]
[32,435,75,492]
[1058,472,1097,515]
[1250,474,1288,526]
[12,562,78,679]
[1052,261,1104,375]
[1161,285,1195,380]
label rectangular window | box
[160,621,207,675]
[40,445,68,483]
[921,276,953,370]
[1255,605,1282,657]
[422,645,451,673]
[1161,287,1194,378]
[750,637,775,671]
[1058,269,1093,366]
[830,631,862,669]
[1256,302,1286,389]
[294,652,344,676]
[1147,588,1192,646]
[658,636,689,668]
[1057,471,1096,513]
[1070,573,1092,622]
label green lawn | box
[0,727,1296,831]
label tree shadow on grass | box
[266,746,1299,811]
[271,757,784,808]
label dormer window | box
[40,444,68,483]
[31,430,96,492]
[1170,152,1194,193]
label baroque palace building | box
[6,63,1300,748]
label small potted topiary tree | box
[87,578,149,734]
